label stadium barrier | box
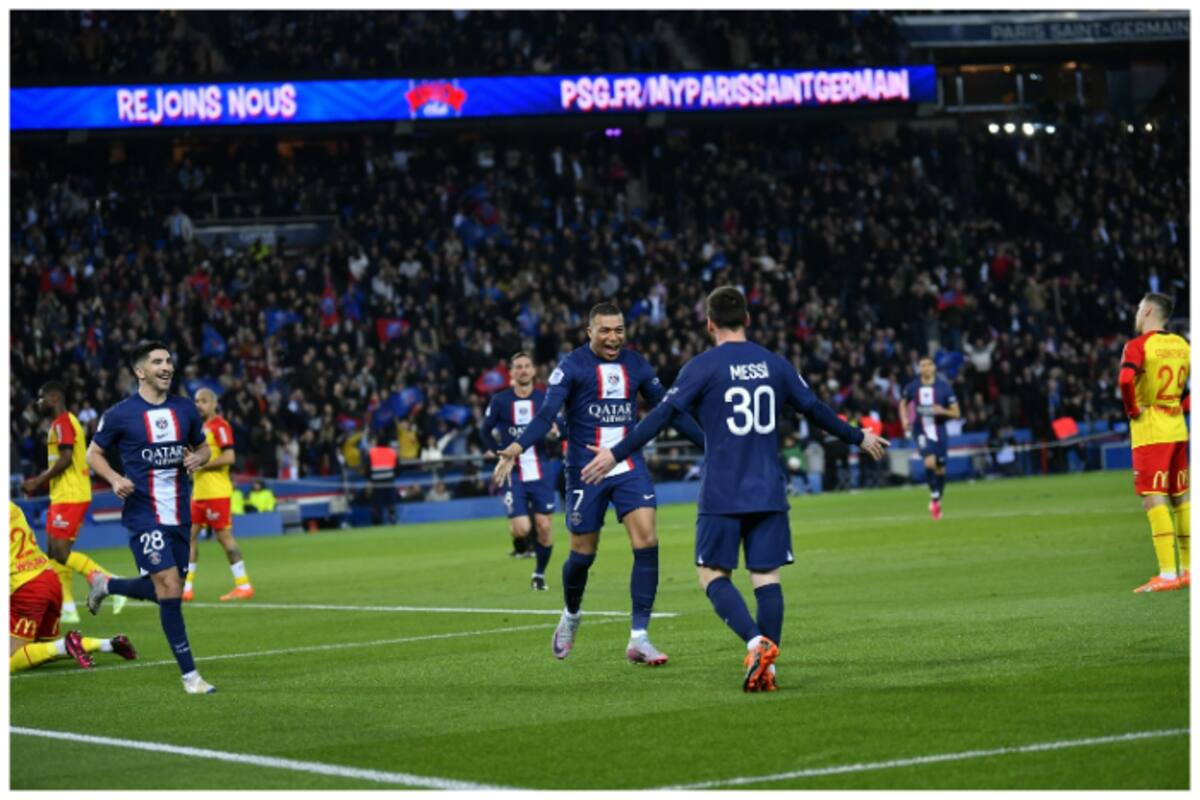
[12,425,1133,544]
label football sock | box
[630,545,659,631]
[512,535,530,555]
[1175,501,1190,572]
[81,637,113,654]
[158,598,196,675]
[229,559,252,589]
[51,561,75,608]
[1147,504,1178,578]
[67,550,108,578]
[754,583,784,646]
[534,543,553,577]
[184,562,197,593]
[10,641,58,673]
[705,577,758,643]
[562,550,595,614]
[927,471,940,501]
[108,576,159,602]
[935,472,946,499]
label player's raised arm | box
[783,368,889,460]
[639,371,705,450]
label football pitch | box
[9,471,1189,790]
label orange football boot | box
[1133,575,1183,593]
[219,586,255,601]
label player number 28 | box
[139,530,165,554]
[1155,364,1189,402]
[724,385,776,436]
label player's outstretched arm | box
[785,368,890,458]
[512,385,568,455]
[85,441,134,499]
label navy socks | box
[107,576,158,602]
[753,583,784,645]
[630,546,659,631]
[562,550,595,614]
[705,577,759,642]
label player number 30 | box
[724,385,776,435]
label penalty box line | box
[653,727,1190,789]
[11,618,626,681]
[11,726,520,790]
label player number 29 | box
[724,385,776,436]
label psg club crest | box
[148,550,162,566]
[156,418,168,430]
[405,80,468,119]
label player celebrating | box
[1119,292,1191,593]
[10,502,137,672]
[184,388,254,602]
[84,341,218,694]
[20,382,125,622]
[581,287,889,691]
[480,352,560,591]
[900,357,960,520]
[494,302,704,665]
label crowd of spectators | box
[10,112,1188,492]
[11,10,907,83]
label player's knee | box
[510,519,531,537]
[47,540,70,563]
[1142,494,1168,512]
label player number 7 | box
[571,490,585,511]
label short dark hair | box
[509,350,533,366]
[1142,292,1174,319]
[130,340,172,369]
[588,302,623,325]
[705,286,748,331]
[38,381,65,401]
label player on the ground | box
[184,388,254,602]
[480,352,561,590]
[20,382,126,621]
[1119,292,1190,593]
[10,502,137,672]
[581,287,889,691]
[900,357,960,520]
[494,302,705,665]
[84,341,217,694]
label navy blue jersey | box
[92,393,206,531]
[516,344,703,476]
[610,341,864,515]
[481,387,560,482]
[901,377,957,445]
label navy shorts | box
[502,477,557,518]
[917,434,948,468]
[128,524,190,577]
[564,467,657,534]
[696,512,794,571]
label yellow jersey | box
[10,502,51,593]
[193,416,235,500]
[1120,330,1190,448]
[47,411,92,504]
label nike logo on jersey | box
[643,494,655,500]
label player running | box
[84,341,218,694]
[900,357,960,520]
[480,352,561,590]
[10,502,137,673]
[1119,292,1190,593]
[581,287,888,691]
[494,302,705,665]
[20,382,125,621]
[184,388,255,602]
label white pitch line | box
[11,726,516,790]
[653,727,1190,790]
[175,601,678,618]
[11,619,622,680]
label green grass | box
[10,471,1189,790]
